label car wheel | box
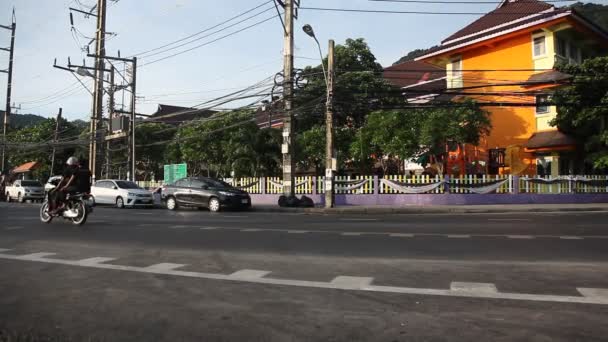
[6,193,10,202]
[208,197,221,212]
[17,193,24,203]
[116,196,125,209]
[166,196,178,211]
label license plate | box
[241,199,249,204]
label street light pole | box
[302,25,335,208]
[325,40,335,208]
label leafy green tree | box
[552,57,608,171]
[135,122,177,180]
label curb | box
[251,206,608,215]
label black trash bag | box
[278,195,303,207]
[299,195,315,208]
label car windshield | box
[21,180,42,187]
[205,179,231,188]
[115,181,141,189]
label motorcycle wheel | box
[71,200,88,226]
[40,201,53,223]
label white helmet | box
[66,156,79,166]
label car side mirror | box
[112,186,118,190]
[202,185,209,190]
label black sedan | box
[160,177,251,212]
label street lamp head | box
[76,67,93,78]
[302,24,316,38]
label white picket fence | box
[137,174,608,195]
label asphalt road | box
[1,202,608,341]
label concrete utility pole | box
[325,40,335,208]
[0,13,16,172]
[105,65,115,179]
[90,0,107,181]
[128,57,137,182]
[281,0,295,198]
[50,108,62,176]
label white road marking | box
[229,269,271,279]
[447,234,471,238]
[390,233,414,238]
[241,229,262,232]
[1,250,608,305]
[488,219,530,222]
[199,227,219,230]
[578,288,608,300]
[144,263,187,271]
[560,236,584,240]
[341,232,362,236]
[331,276,374,289]
[339,218,379,222]
[507,235,534,239]
[77,257,116,266]
[287,230,309,234]
[18,252,57,259]
[169,225,190,229]
[0,248,11,252]
[451,282,498,294]
[5,226,23,230]
[222,215,249,218]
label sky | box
[0,0,606,121]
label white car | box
[91,179,154,208]
[5,180,45,203]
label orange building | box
[416,0,608,176]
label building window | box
[449,56,463,89]
[533,35,546,57]
[536,95,550,115]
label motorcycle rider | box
[49,157,89,215]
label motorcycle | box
[40,192,93,225]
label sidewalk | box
[252,203,608,215]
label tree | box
[135,122,176,181]
[552,56,608,171]
[350,99,491,175]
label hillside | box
[393,1,608,65]
[0,112,47,129]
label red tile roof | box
[12,161,40,174]
[443,0,554,44]
[418,7,570,60]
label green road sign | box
[163,163,187,184]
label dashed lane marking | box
[389,233,414,238]
[241,229,262,232]
[1,250,607,305]
[507,235,534,239]
[144,263,187,271]
[229,269,271,279]
[560,236,584,240]
[447,234,471,238]
[5,226,23,230]
[77,257,116,266]
[341,232,362,236]
[287,230,309,234]
[451,282,498,294]
[339,218,379,222]
[488,219,531,222]
[199,227,219,230]
[169,225,190,229]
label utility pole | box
[50,108,62,176]
[105,65,115,179]
[90,0,107,181]
[281,0,295,198]
[325,40,335,208]
[0,11,16,172]
[128,57,137,182]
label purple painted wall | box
[248,193,608,206]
